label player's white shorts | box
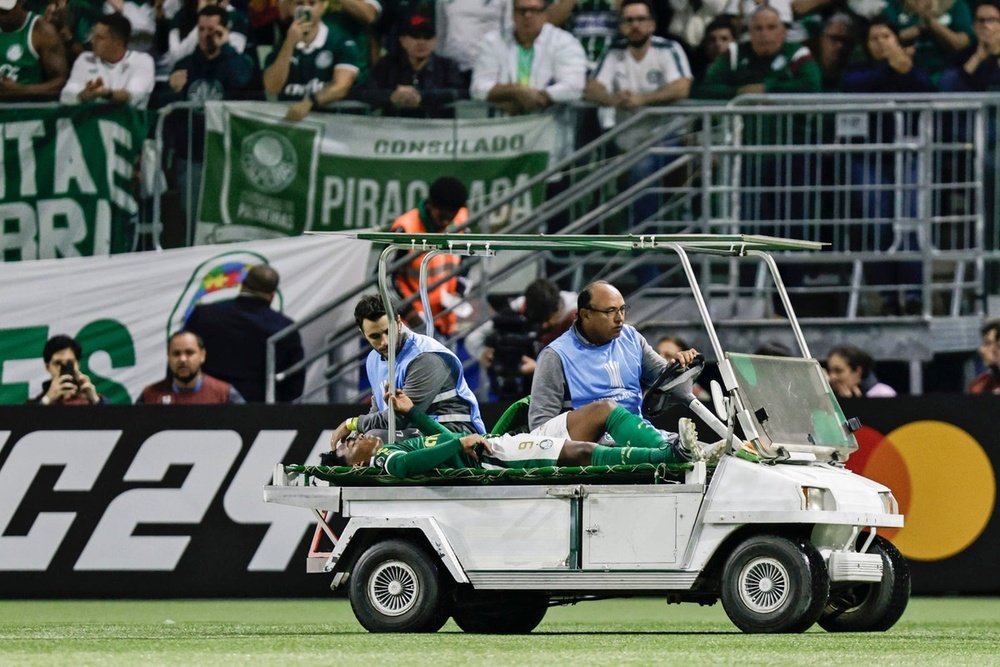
[479,433,567,469]
[531,411,677,446]
[530,412,571,439]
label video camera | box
[485,305,539,399]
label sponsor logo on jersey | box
[6,44,23,62]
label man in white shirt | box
[585,0,691,151]
[470,0,586,113]
[60,12,155,108]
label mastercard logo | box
[847,421,996,561]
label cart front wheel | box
[349,539,449,632]
[819,535,910,632]
[721,535,829,633]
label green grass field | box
[1,597,998,666]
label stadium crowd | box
[4,0,998,115]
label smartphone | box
[294,6,310,22]
[59,361,77,385]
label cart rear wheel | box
[721,535,829,633]
[452,591,548,634]
[819,535,910,632]
[349,539,449,632]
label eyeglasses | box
[975,16,1000,24]
[620,16,652,24]
[584,305,629,317]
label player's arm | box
[382,431,468,478]
[389,389,451,436]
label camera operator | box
[27,334,105,405]
[466,279,577,398]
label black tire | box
[452,591,549,634]
[721,535,830,634]
[819,535,910,632]
[349,539,450,633]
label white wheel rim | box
[738,556,790,613]
[367,559,418,617]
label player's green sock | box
[605,406,666,448]
[592,445,685,466]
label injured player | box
[321,390,701,478]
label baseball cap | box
[0,0,19,10]
[401,13,435,38]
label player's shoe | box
[676,418,702,462]
[701,439,728,466]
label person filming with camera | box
[465,278,577,398]
[28,334,105,405]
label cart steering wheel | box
[642,354,705,418]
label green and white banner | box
[0,104,148,261]
[197,102,561,242]
[0,234,369,404]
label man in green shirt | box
[322,390,700,477]
[0,0,68,100]
[695,5,821,99]
[263,0,363,121]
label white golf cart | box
[264,233,909,634]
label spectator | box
[390,176,469,338]
[969,318,1000,394]
[843,16,933,315]
[886,0,973,85]
[470,0,586,114]
[0,0,68,101]
[137,330,246,404]
[262,0,363,121]
[168,4,253,101]
[527,280,700,440]
[464,278,577,398]
[60,12,156,108]
[544,0,620,72]
[328,294,486,449]
[826,343,897,397]
[696,5,821,99]
[184,264,305,402]
[585,0,691,235]
[27,334,105,405]
[810,11,858,91]
[436,0,512,74]
[352,10,467,117]
[165,4,254,221]
[165,0,248,68]
[941,0,1000,89]
[691,14,735,80]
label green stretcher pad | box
[285,462,694,487]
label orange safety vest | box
[391,206,468,336]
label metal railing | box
[143,96,1000,400]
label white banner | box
[0,234,371,404]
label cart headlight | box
[878,491,899,514]
[801,486,835,511]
